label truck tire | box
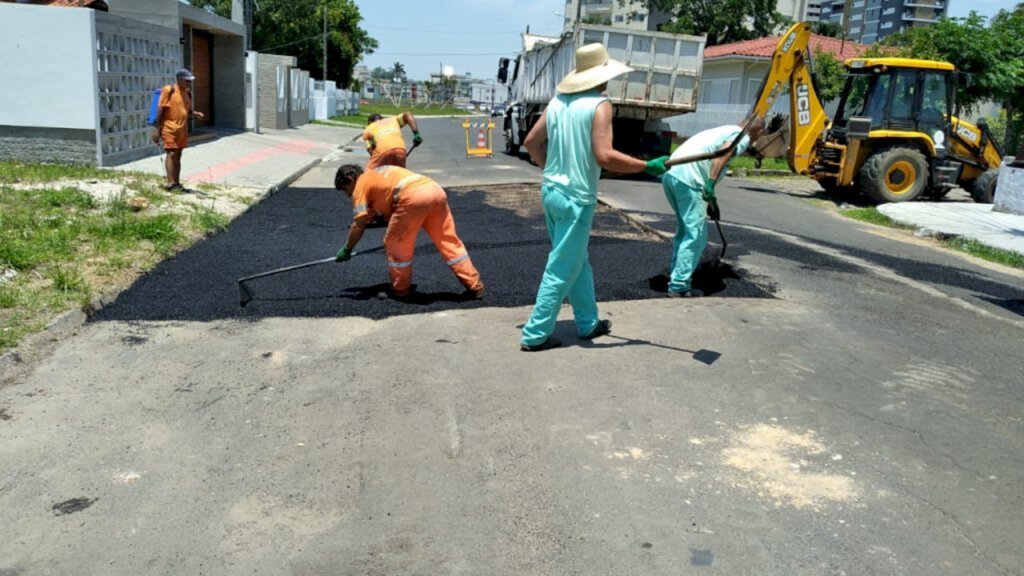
[859,147,928,203]
[504,132,520,156]
[970,169,999,204]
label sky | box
[353,0,567,82]
[353,0,1019,83]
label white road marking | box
[726,222,1024,329]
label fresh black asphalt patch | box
[91,184,775,323]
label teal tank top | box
[542,90,607,206]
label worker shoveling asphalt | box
[333,163,485,301]
[659,116,766,297]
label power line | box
[257,33,323,52]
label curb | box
[0,151,329,381]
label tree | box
[811,20,843,38]
[812,50,845,102]
[642,0,788,46]
[390,62,407,83]
[190,0,377,88]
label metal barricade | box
[462,119,495,158]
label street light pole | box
[322,3,328,81]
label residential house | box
[700,33,869,107]
[0,0,245,166]
[666,33,869,136]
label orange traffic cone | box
[477,126,487,149]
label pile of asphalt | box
[91,185,774,323]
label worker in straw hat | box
[519,42,671,352]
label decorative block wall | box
[94,12,180,165]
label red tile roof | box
[704,34,870,60]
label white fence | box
[308,80,360,121]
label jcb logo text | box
[797,83,811,126]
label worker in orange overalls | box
[363,112,423,170]
[333,164,484,300]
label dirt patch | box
[723,423,857,510]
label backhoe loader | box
[748,22,1004,203]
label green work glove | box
[412,131,423,146]
[335,246,352,262]
[643,156,669,177]
[702,178,717,202]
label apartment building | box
[776,0,823,22]
[561,0,671,31]
[819,0,947,44]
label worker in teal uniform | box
[661,116,765,297]
[519,43,670,352]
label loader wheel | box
[859,147,928,203]
[970,169,999,204]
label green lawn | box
[0,162,231,351]
[729,156,790,172]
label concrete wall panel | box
[0,5,98,130]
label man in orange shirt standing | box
[363,111,423,170]
[333,163,484,300]
[152,69,204,192]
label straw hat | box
[556,43,633,94]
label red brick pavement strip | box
[185,139,325,184]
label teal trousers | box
[521,186,600,346]
[662,176,708,293]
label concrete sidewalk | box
[115,124,362,193]
[878,201,1024,255]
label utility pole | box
[322,3,328,81]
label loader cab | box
[830,58,955,148]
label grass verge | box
[839,206,915,229]
[0,161,231,352]
[331,102,474,126]
[839,205,1024,270]
[942,237,1024,269]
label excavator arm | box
[749,22,830,174]
[666,22,829,172]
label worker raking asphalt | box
[88,182,773,324]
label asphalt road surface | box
[2,117,1022,576]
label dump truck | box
[497,24,705,158]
